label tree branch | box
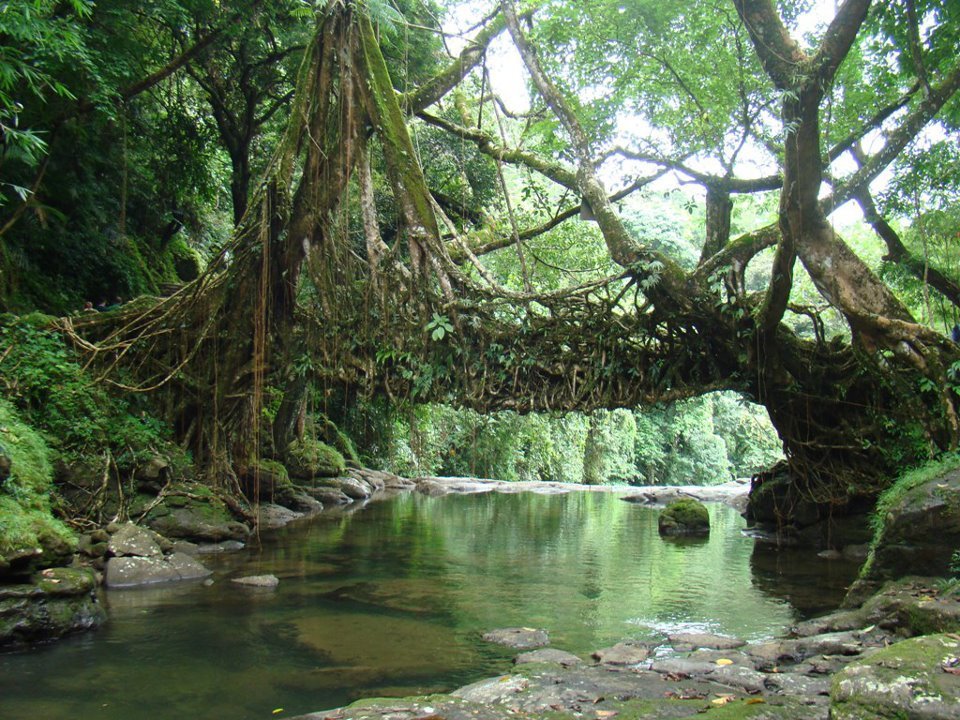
[401,12,509,114]
[813,0,872,85]
[732,0,806,89]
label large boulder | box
[285,438,346,480]
[859,465,960,586]
[831,634,960,719]
[141,483,250,542]
[105,552,211,588]
[0,567,105,647]
[107,522,163,558]
[658,498,710,536]
[237,459,297,504]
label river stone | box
[861,467,960,584]
[144,494,250,542]
[668,632,745,651]
[302,486,353,505]
[286,489,324,513]
[107,522,163,558]
[164,552,212,581]
[170,540,199,555]
[482,627,549,649]
[195,540,245,554]
[231,574,279,588]
[591,641,650,665]
[0,567,105,646]
[831,634,960,719]
[323,476,372,500]
[514,648,583,667]
[285,438,346,479]
[452,674,530,703]
[350,468,386,491]
[857,576,960,636]
[256,503,303,530]
[658,498,710,536]
[104,553,211,587]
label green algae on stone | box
[831,633,960,719]
[0,567,105,647]
[659,498,710,536]
[286,437,346,479]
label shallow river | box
[0,491,859,719]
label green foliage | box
[0,315,175,469]
[366,390,781,485]
[0,0,93,201]
[0,399,75,559]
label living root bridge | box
[61,0,960,509]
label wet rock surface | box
[831,633,960,719]
[104,551,211,587]
[860,467,960,585]
[592,640,651,665]
[0,567,105,646]
[514,648,583,667]
[231,574,279,588]
[659,498,711,536]
[482,627,550,649]
[297,577,960,720]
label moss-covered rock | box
[658,498,710,536]
[857,456,960,587]
[0,567,105,647]
[286,438,346,480]
[831,634,960,719]
[237,458,297,503]
[0,400,76,578]
[141,482,250,542]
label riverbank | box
[294,575,960,720]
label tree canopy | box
[1,0,958,505]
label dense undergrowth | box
[0,399,75,564]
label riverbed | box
[0,491,859,719]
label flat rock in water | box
[482,627,549,649]
[325,476,372,500]
[302,486,353,505]
[592,641,650,665]
[452,674,530,703]
[164,552,212,581]
[105,556,182,587]
[231,574,279,588]
[831,633,960,719]
[256,503,303,530]
[170,540,200,555]
[668,632,746,651]
[195,540,245,554]
[107,523,163,558]
[514,648,583,667]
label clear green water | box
[0,492,859,719]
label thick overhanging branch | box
[854,185,960,310]
[454,172,665,260]
[417,111,579,189]
[732,0,806,90]
[830,61,960,209]
[500,0,690,309]
[401,11,509,114]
